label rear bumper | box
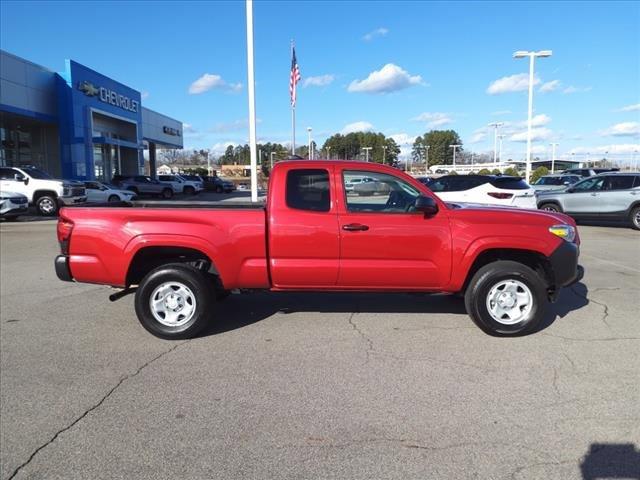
[549,240,583,288]
[55,255,73,282]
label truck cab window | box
[286,169,330,212]
[343,170,420,213]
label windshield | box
[23,168,53,180]
[489,177,530,190]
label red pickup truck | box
[55,161,582,339]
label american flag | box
[290,46,301,107]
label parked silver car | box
[532,174,581,192]
[536,172,640,229]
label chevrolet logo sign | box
[78,81,99,96]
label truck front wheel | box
[134,263,215,339]
[464,260,547,336]
[36,195,59,216]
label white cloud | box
[568,144,640,155]
[509,127,553,142]
[211,141,238,156]
[531,145,548,154]
[539,80,561,93]
[491,110,512,116]
[519,114,552,128]
[487,73,540,95]
[600,122,640,137]
[341,121,374,134]
[348,64,424,94]
[617,103,640,112]
[389,133,416,158]
[562,85,592,94]
[141,91,150,100]
[411,112,453,128]
[188,73,242,94]
[303,74,335,87]
[182,123,196,133]
[210,118,262,133]
[363,27,389,41]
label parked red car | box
[55,161,582,339]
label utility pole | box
[382,145,387,164]
[449,144,461,170]
[549,142,559,173]
[488,122,504,164]
[498,134,505,163]
[270,151,275,170]
[361,147,372,162]
[326,146,331,160]
[307,127,312,159]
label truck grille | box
[67,187,85,197]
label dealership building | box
[0,50,183,181]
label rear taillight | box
[57,217,74,255]
[487,192,513,199]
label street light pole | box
[488,122,503,164]
[513,49,552,182]
[549,142,559,173]
[270,151,275,169]
[449,144,461,170]
[327,146,331,160]
[382,145,387,164]
[362,147,372,162]
[245,0,258,202]
[498,134,505,163]
[307,127,312,160]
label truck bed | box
[59,203,269,289]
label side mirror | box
[415,195,439,216]
[563,181,571,185]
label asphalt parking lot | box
[1,221,639,479]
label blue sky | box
[1,0,639,161]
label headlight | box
[549,224,576,242]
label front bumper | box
[548,241,584,300]
[55,255,73,282]
[59,195,87,205]
[1,200,28,216]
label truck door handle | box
[342,223,369,231]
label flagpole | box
[291,40,295,155]
[246,0,258,202]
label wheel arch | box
[33,189,59,201]
[460,248,554,295]
[125,245,222,288]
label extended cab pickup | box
[55,161,583,339]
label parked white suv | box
[157,175,203,195]
[0,166,87,216]
[426,175,537,209]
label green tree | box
[530,166,549,184]
[491,169,501,175]
[503,167,520,177]
[321,131,400,164]
[411,130,463,167]
[477,168,491,175]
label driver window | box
[343,170,420,213]
[572,177,605,192]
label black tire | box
[464,260,547,336]
[161,188,173,199]
[184,186,195,195]
[108,195,120,202]
[134,263,215,339]
[215,186,223,193]
[539,202,562,213]
[36,195,58,216]
[630,206,640,231]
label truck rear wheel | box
[464,260,547,336]
[134,263,215,339]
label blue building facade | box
[0,50,183,181]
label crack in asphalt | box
[551,366,562,397]
[347,312,374,365]
[562,352,578,373]
[509,458,575,480]
[571,285,611,329]
[7,341,189,480]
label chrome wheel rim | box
[542,205,557,212]
[634,210,640,228]
[39,198,55,213]
[149,282,197,327]
[486,279,533,325]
